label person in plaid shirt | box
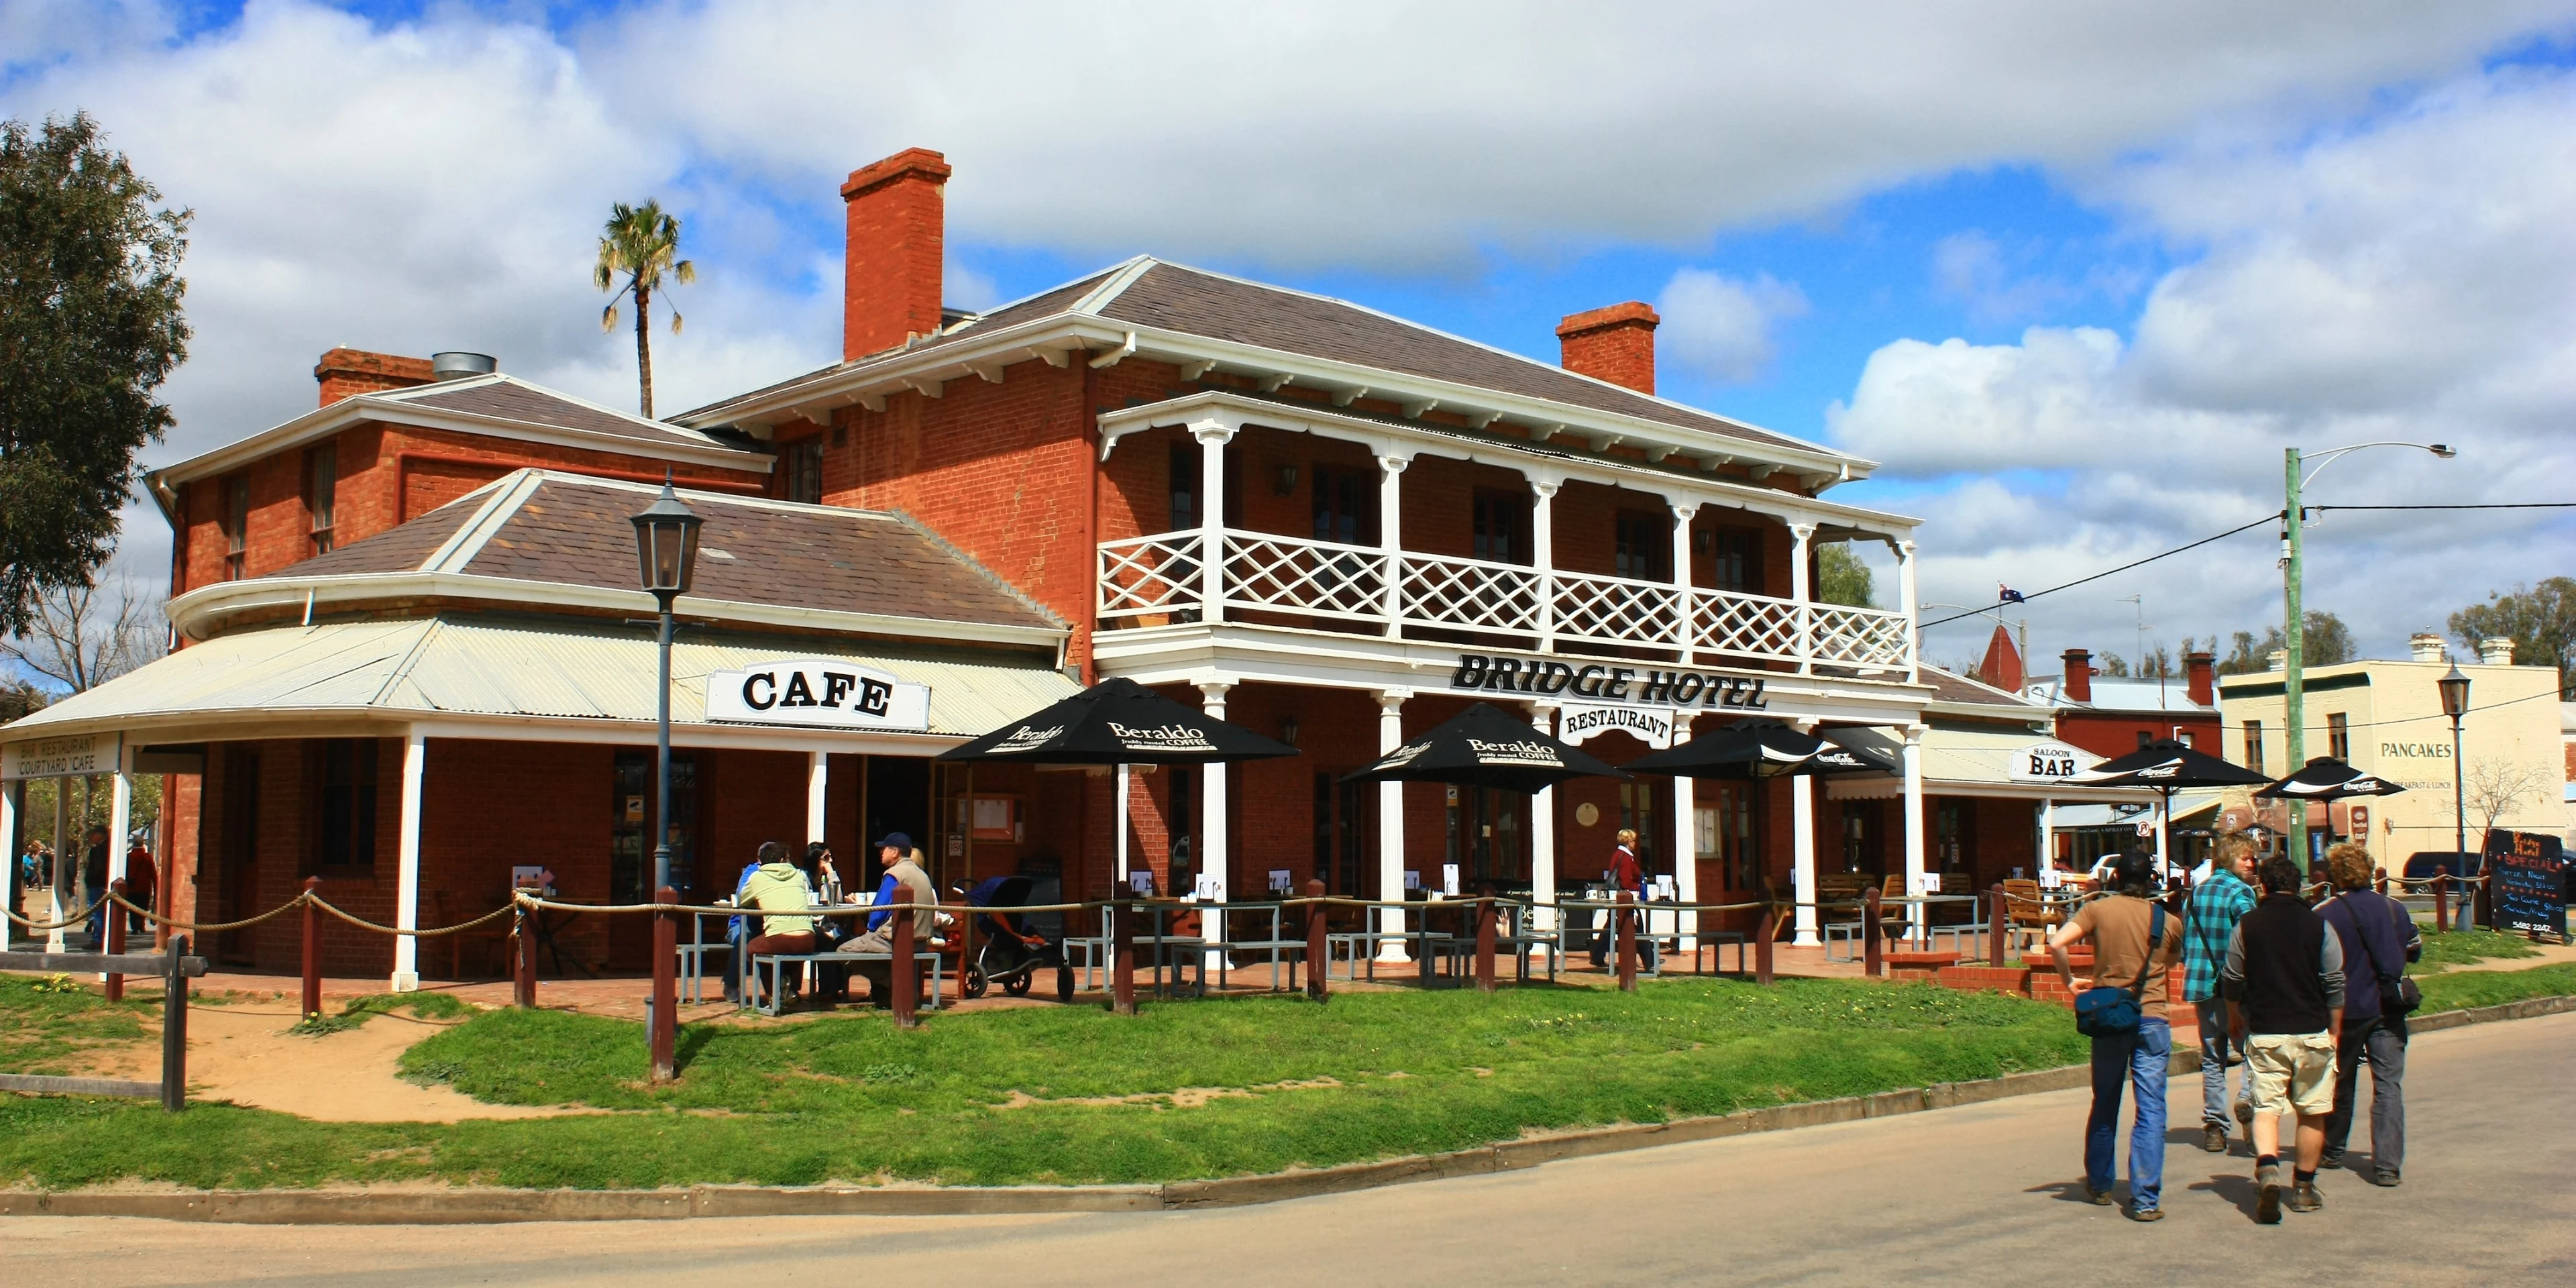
[2184,833,2260,1153]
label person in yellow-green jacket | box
[740,841,818,1009]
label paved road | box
[10,1012,2573,1287]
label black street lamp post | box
[630,478,703,897]
[2438,662,2471,923]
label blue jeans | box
[2087,1017,2171,1210]
[2195,998,2253,1128]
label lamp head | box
[629,476,704,600]
[2428,444,2457,459]
[2437,663,2471,719]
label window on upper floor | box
[783,437,824,504]
[2137,730,2153,749]
[305,444,337,556]
[223,474,250,580]
[1613,511,1671,582]
[309,738,379,873]
[1169,443,1197,532]
[2327,711,2350,761]
[2243,720,2266,774]
[1699,527,1762,594]
[1311,466,1375,546]
[1470,489,1529,565]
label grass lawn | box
[1,976,2088,1191]
[2413,962,2576,1012]
[2410,928,2542,972]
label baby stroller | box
[955,875,1069,1002]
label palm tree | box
[594,200,695,418]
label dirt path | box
[79,1002,602,1124]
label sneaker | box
[2371,1169,2402,1188]
[2287,1183,2324,1213]
[2318,1148,2344,1170]
[2085,1185,2116,1206]
[2256,1163,2283,1225]
[2202,1124,2229,1153]
[2127,1206,2165,1223]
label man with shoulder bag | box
[2315,844,2420,1187]
[2049,850,2182,1222]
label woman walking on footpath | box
[2048,850,2181,1222]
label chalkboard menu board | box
[2483,830,2567,940]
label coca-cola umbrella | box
[2066,739,2271,875]
[2255,756,2408,803]
[1340,701,1628,794]
[938,676,1298,889]
[1623,718,1900,779]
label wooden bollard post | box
[1615,891,1637,992]
[163,933,190,1113]
[1304,880,1329,1002]
[890,886,918,1028]
[2433,877,2449,933]
[515,901,538,1009]
[105,879,127,1002]
[299,876,322,1019]
[650,887,678,1081]
[2473,875,2491,932]
[1755,905,1775,985]
[1475,897,1497,994]
[1863,885,1884,978]
[1988,885,2009,967]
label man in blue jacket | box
[2316,843,2419,1187]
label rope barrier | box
[307,896,517,938]
[99,891,308,934]
[1,895,107,932]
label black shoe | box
[2318,1149,2344,1170]
[2286,1183,2324,1214]
[2085,1185,2116,1206]
[2256,1163,2282,1225]
[2202,1124,2229,1153]
[2371,1169,2402,1188]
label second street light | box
[2279,440,2455,868]
[630,478,702,896]
[2439,661,2472,926]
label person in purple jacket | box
[2315,843,2419,1187]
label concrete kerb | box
[5,993,2565,1224]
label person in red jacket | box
[120,839,158,937]
[1591,829,1647,969]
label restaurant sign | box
[1560,704,1675,749]
[705,659,930,731]
[2,733,123,781]
[2006,740,2086,784]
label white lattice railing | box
[1096,529,1915,672]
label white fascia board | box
[166,572,1068,651]
[1,706,969,757]
[1098,390,1920,534]
[150,396,773,490]
[678,314,1877,482]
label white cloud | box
[1655,269,1808,384]
[1834,65,2576,663]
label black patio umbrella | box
[2067,739,2271,876]
[1622,719,1898,779]
[2255,756,2408,803]
[1340,701,1629,795]
[938,676,1297,894]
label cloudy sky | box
[8,0,2575,673]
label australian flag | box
[1998,584,2027,604]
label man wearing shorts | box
[2221,855,2346,1224]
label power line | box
[2311,502,2576,512]
[1921,513,2282,629]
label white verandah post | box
[1528,702,1560,935]
[1789,523,1817,676]
[806,751,828,854]
[1193,421,1235,626]
[1199,682,1232,965]
[1670,502,1699,662]
[1375,690,1409,961]
[1901,725,1927,943]
[1379,454,1408,638]
[1530,479,1558,651]
[391,729,426,993]
[1670,716,1697,952]
[1791,718,1820,947]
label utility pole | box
[2283,448,2307,870]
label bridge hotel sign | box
[704,659,931,731]
[1450,651,1771,750]
[2,732,123,781]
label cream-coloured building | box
[2216,635,2565,865]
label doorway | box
[610,751,698,969]
[1446,786,1529,891]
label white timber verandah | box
[1090,390,1931,957]
[0,732,135,963]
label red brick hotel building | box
[2,148,2084,985]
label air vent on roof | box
[431,352,497,381]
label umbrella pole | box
[2158,787,2173,885]
[1115,763,1130,888]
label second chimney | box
[2479,635,2516,665]
[2410,632,2447,663]
[314,348,434,407]
[2060,649,2092,704]
[1556,302,1659,394]
[842,147,953,362]
[2185,650,2215,707]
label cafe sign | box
[3,733,123,781]
[704,659,930,731]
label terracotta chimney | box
[1556,302,1659,394]
[314,348,434,407]
[1978,623,2025,693]
[2184,650,2215,707]
[841,147,952,362]
[2060,649,2092,704]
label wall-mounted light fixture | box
[1281,715,1301,747]
[1274,463,1300,496]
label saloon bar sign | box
[2006,739,2085,784]
[1450,653,1770,710]
[704,659,930,731]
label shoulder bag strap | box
[2129,902,2165,1001]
